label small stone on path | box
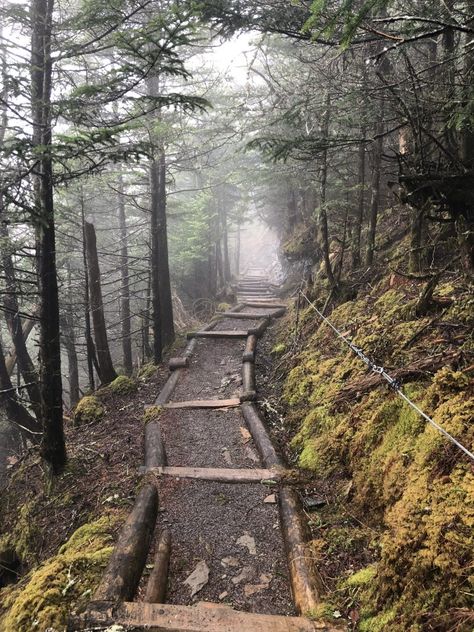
[236,533,256,555]
[243,573,271,597]
[264,494,277,504]
[231,565,255,585]
[221,556,240,568]
[183,560,210,597]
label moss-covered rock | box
[271,342,286,356]
[73,396,104,426]
[108,375,137,396]
[217,302,231,312]
[0,514,121,632]
[137,363,158,380]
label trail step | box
[75,601,337,631]
[187,330,249,339]
[217,311,272,319]
[144,466,281,483]
[163,398,241,409]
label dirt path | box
[140,277,295,614]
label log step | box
[74,601,337,631]
[187,330,249,339]
[163,398,241,409]
[217,311,270,320]
[244,301,287,309]
[144,466,281,483]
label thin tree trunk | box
[157,150,174,346]
[62,262,79,407]
[117,173,133,374]
[150,158,163,364]
[0,222,42,419]
[351,129,366,270]
[320,92,337,289]
[219,191,231,284]
[235,220,241,277]
[31,0,66,473]
[81,194,98,390]
[365,107,385,267]
[84,221,117,384]
[0,338,40,442]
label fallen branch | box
[333,349,462,406]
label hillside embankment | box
[260,274,473,632]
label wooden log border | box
[144,528,171,604]
[94,484,158,602]
[145,421,167,468]
[169,357,189,370]
[243,334,258,362]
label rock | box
[236,534,256,555]
[239,427,252,443]
[264,494,277,504]
[221,556,240,568]
[219,591,229,600]
[245,445,259,463]
[303,496,326,510]
[222,448,233,465]
[243,574,271,597]
[231,565,255,585]
[183,560,210,597]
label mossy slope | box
[280,283,474,631]
[0,514,122,632]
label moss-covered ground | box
[0,357,171,631]
[271,277,473,631]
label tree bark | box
[365,107,384,267]
[0,222,42,419]
[150,157,163,364]
[351,128,366,269]
[0,338,40,442]
[81,193,98,390]
[31,0,66,473]
[84,221,117,384]
[319,92,337,289]
[62,262,80,407]
[117,173,133,375]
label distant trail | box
[72,273,344,632]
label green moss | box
[345,565,377,587]
[0,515,121,632]
[217,302,231,311]
[271,342,286,355]
[73,396,104,425]
[107,375,137,396]
[137,363,158,380]
[143,405,163,423]
[359,608,397,632]
[305,602,336,621]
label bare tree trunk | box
[0,222,42,418]
[157,150,175,346]
[84,221,117,384]
[62,262,79,407]
[31,0,66,473]
[219,190,231,284]
[235,220,241,276]
[81,194,98,390]
[150,158,163,364]
[319,92,337,289]
[351,129,366,270]
[0,338,40,442]
[365,107,384,267]
[117,173,133,374]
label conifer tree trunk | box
[117,174,133,374]
[62,262,79,407]
[147,72,174,352]
[81,194,98,390]
[351,128,366,270]
[84,221,117,384]
[0,338,40,442]
[319,92,337,289]
[366,108,384,267]
[31,0,66,473]
[0,222,42,418]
